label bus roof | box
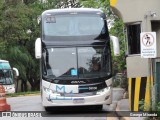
[42,8,103,15]
[0,60,9,63]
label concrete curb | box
[115,93,146,120]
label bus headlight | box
[96,87,111,95]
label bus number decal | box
[45,16,56,23]
[89,87,97,90]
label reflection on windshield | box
[42,46,111,80]
[44,14,105,37]
[42,48,77,79]
[0,70,13,85]
[78,47,111,78]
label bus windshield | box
[0,69,13,85]
[43,14,108,40]
[42,46,111,80]
[0,62,13,85]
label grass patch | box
[6,91,40,97]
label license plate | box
[73,98,85,103]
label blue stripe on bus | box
[79,87,89,90]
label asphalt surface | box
[0,95,119,120]
[0,88,127,120]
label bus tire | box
[44,107,51,112]
[91,105,103,111]
[95,105,103,111]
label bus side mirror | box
[13,67,19,77]
[35,38,42,59]
[110,36,120,56]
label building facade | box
[110,0,160,111]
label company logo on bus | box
[71,81,86,84]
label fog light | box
[96,87,111,95]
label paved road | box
[0,95,119,120]
[7,95,43,111]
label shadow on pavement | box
[43,106,118,117]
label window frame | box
[125,22,142,55]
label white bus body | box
[0,60,19,94]
[35,8,119,111]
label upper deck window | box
[42,13,108,40]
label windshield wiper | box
[43,75,58,81]
[43,75,77,81]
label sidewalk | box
[110,88,146,120]
[116,99,146,120]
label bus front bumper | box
[42,87,112,107]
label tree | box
[0,2,33,46]
[0,1,41,91]
[0,46,37,91]
[0,0,126,91]
[56,0,81,8]
[80,0,110,14]
[80,0,126,74]
[0,0,83,91]
[110,18,126,74]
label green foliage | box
[139,99,145,111]
[0,0,83,92]
[0,46,33,79]
[0,0,126,91]
[80,0,126,74]
[80,0,110,14]
[0,1,42,91]
[6,91,40,97]
[155,102,160,111]
[112,73,128,89]
[56,0,82,8]
[1,11,39,86]
[112,75,120,87]
[0,3,33,46]
[139,99,160,119]
[110,18,126,74]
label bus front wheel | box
[44,107,52,112]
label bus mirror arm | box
[13,67,19,77]
[110,36,120,56]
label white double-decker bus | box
[35,8,119,111]
[0,60,19,93]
